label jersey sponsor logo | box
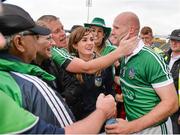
[122,86,136,101]
[128,68,135,79]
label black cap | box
[0,3,50,36]
[65,25,82,33]
[168,29,180,41]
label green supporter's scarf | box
[0,58,55,106]
[0,90,38,134]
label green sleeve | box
[51,47,74,66]
[0,91,38,134]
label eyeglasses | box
[18,31,38,36]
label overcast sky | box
[4,0,180,36]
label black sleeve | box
[61,70,83,106]
[61,58,72,70]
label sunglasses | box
[19,31,38,36]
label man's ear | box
[12,35,25,52]
[129,25,138,35]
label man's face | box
[140,32,153,46]
[16,32,39,63]
[36,34,54,60]
[170,39,180,53]
[111,17,129,46]
[46,20,67,48]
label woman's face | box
[90,26,105,47]
[73,32,95,58]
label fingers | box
[121,33,130,41]
[105,123,117,129]
[105,124,118,134]
[128,35,138,41]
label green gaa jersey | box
[119,40,173,121]
[51,46,74,67]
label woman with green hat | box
[84,17,116,56]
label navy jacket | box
[0,53,75,128]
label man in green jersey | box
[105,12,178,134]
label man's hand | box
[105,118,132,134]
[117,34,139,56]
[96,93,116,119]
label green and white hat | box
[84,17,111,38]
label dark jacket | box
[37,58,71,94]
[165,49,180,91]
[0,53,75,128]
[165,49,180,134]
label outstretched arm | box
[65,94,116,134]
[105,83,178,134]
[66,35,138,74]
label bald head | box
[115,12,140,36]
[111,12,140,45]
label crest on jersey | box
[129,68,135,79]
